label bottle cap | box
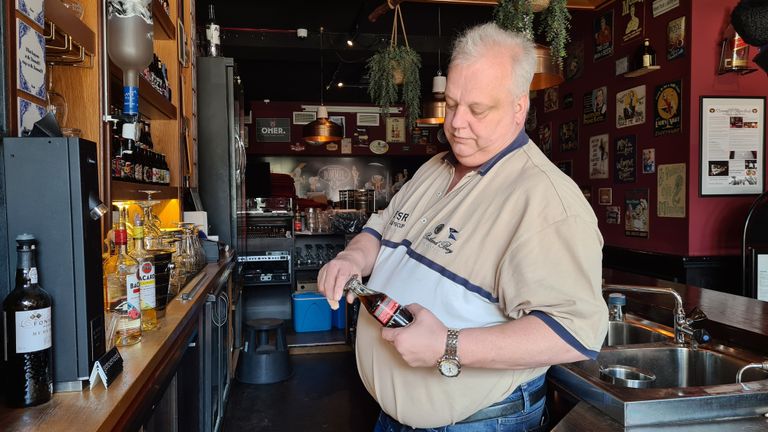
[608,293,627,306]
[16,233,35,241]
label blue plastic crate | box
[292,292,332,332]
[331,301,346,329]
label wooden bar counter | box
[0,253,235,432]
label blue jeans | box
[373,375,547,432]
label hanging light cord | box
[437,7,442,75]
[319,27,324,105]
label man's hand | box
[381,304,447,368]
[317,251,361,310]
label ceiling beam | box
[368,0,615,22]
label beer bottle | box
[344,276,413,328]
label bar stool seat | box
[236,318,292,384]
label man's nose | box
[450,106,469,129]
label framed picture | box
[751,249,768,300]
[598,187,613,205]
[556,160,573,177]
[177,19,188,67]
[386,117,406,143]
[700,96,765,196]
[330,115,346,138]
[356,112,380,127]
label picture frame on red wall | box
[699,96,765,196]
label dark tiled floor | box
[223,350,380,432]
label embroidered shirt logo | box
[388,210,410,229]
[424,223,459,254]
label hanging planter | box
[366,5,421,128]
[494,0,571,70]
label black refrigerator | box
[197,56,246,253]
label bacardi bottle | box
[2,234,53,407]
[344,276,413,328]
[130,215,157,331]
[104,218,141,346]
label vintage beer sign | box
[614,135,637,183]
[654,81,682,136]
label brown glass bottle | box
[345,276,413,328]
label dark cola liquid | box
[358,292,413,328]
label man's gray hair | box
[450,22,536,98]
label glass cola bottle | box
[344,276,413,328]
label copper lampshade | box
[303,106,343,145]
[530,43,563,91]
[419,74,447,124]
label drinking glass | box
[46,63,68,127]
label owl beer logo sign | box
[424,223,460,254]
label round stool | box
[237,318,292,384]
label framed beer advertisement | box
[700,96,765,196]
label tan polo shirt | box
[356,132,608,428]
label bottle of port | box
[2,234,53,407]
[205,4,221,57]
[131,215,157,331]
[639,38,656,68]
[344,276,413,328]
[104,216,142,346]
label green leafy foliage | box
[366,45,422,128]
[541,0,571,68]
[493,0,571,69]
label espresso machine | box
[0,137,108,391]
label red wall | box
[688,0,768,256]
[533,3,692,255]
[534,0,768,257]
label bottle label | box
[206,24,221,45]
[139,262,156,308]
[126,274,141,319]
[15,307,52,353]
[372,297,400,326]
[124,86,139,116]
[28,267,38,284]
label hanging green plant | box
[541,0,570,68]
[366,5,422,128]
[493,0,571,69]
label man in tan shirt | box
[319,22,607,431]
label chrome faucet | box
[603,284,711,345]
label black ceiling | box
[197,1,496,104]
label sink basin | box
[575,346,768,387]
[550,344,768,427]
[604,321,669,347]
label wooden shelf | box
[44,0,95,54]
[623,65,661,78]
[139,74,178,119]
[109,63,178,120]
[111,180,179,201]
[152,0,176,40]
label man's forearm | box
[456,315,589,369]
[337,231,381,277]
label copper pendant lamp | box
[530,44,564,91]
[419,8,446,125]
[303,27,343,144]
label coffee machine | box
[0,137,107,391]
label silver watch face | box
[438,358,460,377]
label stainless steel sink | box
[575,346,768,387]
[551,343,768,427]
[604,321,670,347]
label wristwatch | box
[437,328,461,377]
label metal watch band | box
[445,328,460,358]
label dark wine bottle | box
[3,234,53,407]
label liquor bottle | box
[104,217,142,346]
[205,4,221,57]
[639,38,656,68]
[344,276,413,328]
[294,208,303,232]
[161,155,170,185]
[130,215,157,331]
[3,234,53,407]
